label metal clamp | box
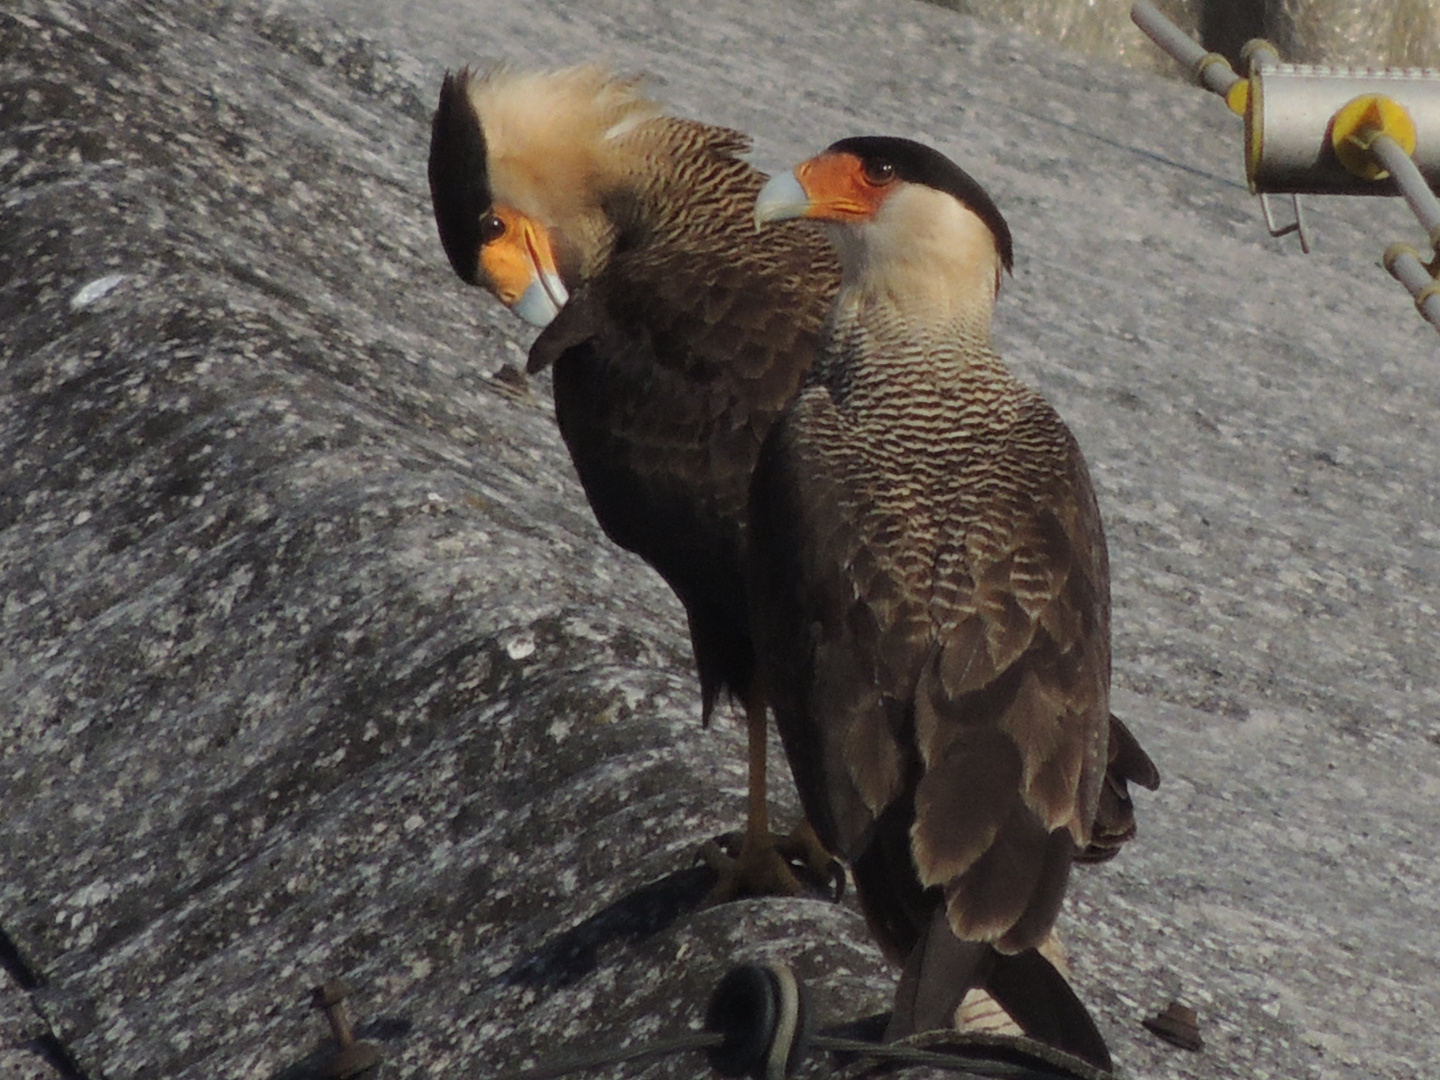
[1259,192,1311,252]
[1130,0,1440,335]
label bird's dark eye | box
[478,213,506,244]
[861,159,895,186]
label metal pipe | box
[1248,71,1440,195]
[1368,133,1440,247]
[1130,1,1241,99]
[1383,244,1440,331]
[1132,0,1440,335]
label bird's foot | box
[774,820,846,899]
[698,825,845,903]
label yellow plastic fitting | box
[1383,242,1422,275]
[1331,94,1418,180]
[1224,79,1250,116]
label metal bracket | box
[1260,191,1312,253]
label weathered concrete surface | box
[2,1,1437,1079]
[930,0,1440,74]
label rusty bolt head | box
[1143,1000,1204,1051]
[311,979,352,1012]
[309,978,383,1077]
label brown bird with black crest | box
[427,71,1155,916]
[429,66,842,898]
[751,136,1147,1068]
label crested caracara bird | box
[427,69,1154,910]
[428,66,844,898]
[751,137,1139,1068]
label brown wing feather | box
[1080,712,1161,863]
[750,350,1112,957]
[527,120,839,718]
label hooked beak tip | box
[754,169,812,230]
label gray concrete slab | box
[2,1,1437,1078]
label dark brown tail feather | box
[1080,712,1160,863]
[851,798,931,963]
[887,910,991,1038]
[1109,713,1160,789]
[986,947,1113,1072]
[887,908,1113,1072]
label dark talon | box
[696,827,841,903]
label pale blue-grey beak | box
[512,268,569,328]
[754,169,812,230]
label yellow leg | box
[700,689,844,902]
[744,686,772,855]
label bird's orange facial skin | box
[476,204,560,305]
[793,151,896,223]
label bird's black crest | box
[827,135,1013,273]
[428,69,492,285]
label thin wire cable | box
[490,1031,721,1080]
[811,1035,1095,1080]
[489,1031,1097,1080]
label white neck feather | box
[831,184,1002,335]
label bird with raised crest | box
[426,70,1155,917]
[428,65,844,900]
